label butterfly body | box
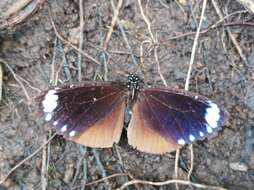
[35,74,229,154]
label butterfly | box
[35,74,229,154]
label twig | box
[154,41,167,86]
[211,0,248,65]
[48,8,101,66]
[71,147,86,188]
[0,133,57,185]
[97,2,108,80]
[50,37,58,85]
[0,61,3,102]
[4,0,33,17]
[80,147,87,190]
[73,173,128,189]
[236,0,254,13]
[117,179,227,190]
[78,0,85,82]
[0,0,46,29]
[163,10,248,41]
[187,144,194,180]
[1,60,32,104]
[184,0,207,183]
[92,149,110,187]
[86,173,128,186]
[41,135,48,190]
[16,75,41,92]
[185,0,207,91]
[174,149,180,190]
[114,145,134,190]
[111,0,138,65]
[105,0,123,50]
[137,0,156,43]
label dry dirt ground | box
[0,0,254,190]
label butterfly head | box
[127,74,141,91]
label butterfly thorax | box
[127,74,141,99]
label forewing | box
[128,87,229,154]
[35,81,127,148]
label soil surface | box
[0,0,254,190]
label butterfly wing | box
[35,81,127,148]
[128,87,229,154]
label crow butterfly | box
[35,74,229,154]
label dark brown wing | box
[128,87,229,154]
[35,81,127,148]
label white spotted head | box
[205,101,220,128]
[42,90,58,114]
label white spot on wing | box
[61,125,67,132]
[45,113,52,121]
[69,130,76,137]
[189,135,195,141]
[206,125,213,133]
[42,90,58,113]
[205,101,220,128]
[178,138,186,145]
[199,131,204,137]
[195,95,198,100]
[53,121,58,126]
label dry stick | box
[174,149,180,190]
[111,0,138,65]
[78,0,85,82]
[114,145,136,190]
[154,42,167,86]
[96,3,108,81]
[105,0,123,50]
[86,173,128,186]
[137,0,156,43]
[185,0,207,91]
[73,173,128,189]
[187,144,194,180]
[0,62,3,102]
[184,0,208,182]
[163,10,248,42]
[211,0,248,65]
[138,1,167,84]
[43,37,62,190]
[50,37,57,85]
[80,147,87,190]
[16,75,41,92]
[41,135,48,190]
[102,0,123,80]
[0,133,57,185]
[2,61,32,104]
[1,0,46,29]
[4,0,33,17]
[166,20,251,41]
[92,149,110,187]
[71,149,86,187]
[236,0,254,13]
[48,8,100,66]
[117,179,227,190]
